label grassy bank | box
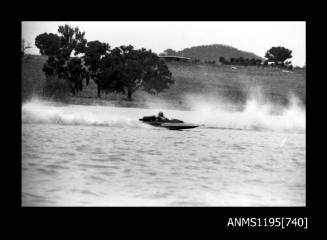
[22,55,306,109]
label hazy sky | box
[22,21,306,66]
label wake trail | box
[22,98,145,128]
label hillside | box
[162,44,263,62]
[22,55,306,110]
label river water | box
[22,98,305,206]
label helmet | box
[158,112,164,117]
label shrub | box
[287,65,293,70]
[43,76,71,102]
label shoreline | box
[22,94,193,111]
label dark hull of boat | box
[139,116,199,130]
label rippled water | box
[22,99,305,206]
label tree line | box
[219,46,293,69]
[34,25,173,100]
[219,57,262,66]
[219,47,294,69]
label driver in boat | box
[156,112,169,122]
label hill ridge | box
[162,44,263,62]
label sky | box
[22,21,306,67]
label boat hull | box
[160,122,199,130]
[139,116,199,130]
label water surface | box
[22,99,305,206]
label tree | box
[36,25,87,59]
[81,40,110,97]
[250,58,257,66]
[66,57,89,95]
[161,48,178,56]
[95,45,132,98]
[35,24,88,96]
[240,58,245,66]
[141,53,174,97]
[57,25,87,58]
[265,46,292,66]
[219,56,229,65]
[287,65,293,70]
[255,59,262,66]
[192,58,200,63]
[35,33,61,56]
[97,45,173,100]
[42,56,57,75]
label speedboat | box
[139,115,199,130]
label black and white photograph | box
[21,21,306,207]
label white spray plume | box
[182,89,305,133]
[22,93,305,133]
